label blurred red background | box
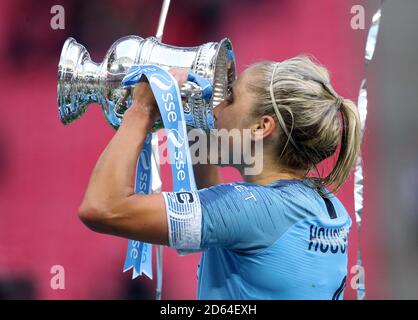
[0,0,386,299]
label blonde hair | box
[247,55,362,194]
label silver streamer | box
[354,0,384,300]
[365,7,382,63]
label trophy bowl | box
[57,36,236,130]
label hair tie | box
[335,96,344,111]
[269,62,283,127]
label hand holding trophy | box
[122,68,188,131]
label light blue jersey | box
[162,178,351,300]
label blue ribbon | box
[187,71,212,101]
[123,133,152,278]
[121,65,198,286]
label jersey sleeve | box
[162,183,291,254]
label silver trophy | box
[57,35,236,131]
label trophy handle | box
[212,38,236,109]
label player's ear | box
[250,115,276,141]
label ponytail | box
[322,98,362,193]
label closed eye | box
[225,94,233,104]
[225,87,234,104]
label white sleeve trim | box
[162,191,202,251]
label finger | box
[169,68,188,85]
